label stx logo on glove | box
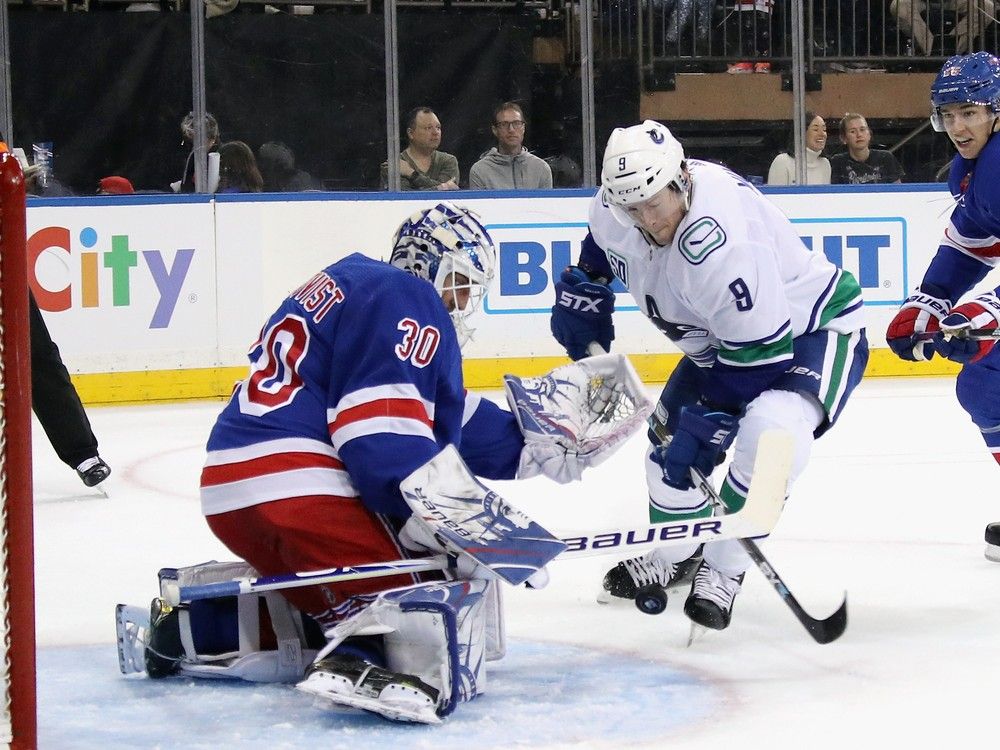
[558,290,603,312]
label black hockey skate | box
[683,560,744,631]
[986,522,1000,563]
[598,550,701,615]
[76,456,111,487]
[144,597,186,678]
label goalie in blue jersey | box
[886,52,1000,563]
[115,202,649,724]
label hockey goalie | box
[116,202,652,724]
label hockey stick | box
[914,328,1000,341]
[165,461,785,606]
[690,464,848,645]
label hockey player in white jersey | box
[550,121,869,630]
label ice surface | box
[32,378,1000,748]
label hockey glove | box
[885,286,951,362]
[932,292,1000,364]
[651,405,738,491]
[550,266,615,361]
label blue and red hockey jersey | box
[201,253,523,519]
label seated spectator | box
[380,107,459,191]
[256,141,317,192]
[543,122,583,188]
[469,102,552,190]
[217,141,263,193]
[175,111,220,193]
[767,111,831,185]
[98,176,134,195]
[727,0,774,74]
[23,164,74,197]
[830,113,904,184]
[890,0,997,55]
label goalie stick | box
[164,451,785,606]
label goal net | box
[0,150,37,748]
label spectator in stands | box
[23,164,74,197]
[890,0,997,55]
[256,141,317,192]
[98,176,134,195]
[830,113,904,184]
[175,111,220,193]
[217,141,263,193]
[469,102,552,190]
[767,111,831,185]
[380,107,460,191]
[544,122,583,188]
[727,0,774,74]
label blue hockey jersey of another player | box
[923,131,1000,299]
[201,253,522,519]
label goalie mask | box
[930,52,1000,132]
[601,120,691,229]
[390,203,497,347]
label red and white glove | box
[885,288,951,362]
[932,292,1000,364]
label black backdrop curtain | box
[10,12,534,193]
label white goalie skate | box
[297,655,441,725]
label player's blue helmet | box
[930,52,1000,131]
[390,202,497,347]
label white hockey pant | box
[645,389,823,575]
[159,561,319,683]
[313,578,504,718]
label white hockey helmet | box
[601,120,690,227]
[389,202,497,347]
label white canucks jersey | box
[587,160,865,370]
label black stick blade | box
[806,595,848,644]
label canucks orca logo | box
[647,128,664,144]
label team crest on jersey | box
[605,249,629,287]
[678,217,726,264]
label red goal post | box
[0,150,37,748]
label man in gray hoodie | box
[469,103,553,190]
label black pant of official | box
[29,291,99,469]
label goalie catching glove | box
[932,292,1000,364]
[505,352,653,484]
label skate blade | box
[95,482,110,499]
[686,622,709,648]
[596,589,612,604]
[297,674,441,725]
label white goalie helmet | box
[389,202,497,347]
[601,120,691,227]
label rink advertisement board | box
[24,185,977,396]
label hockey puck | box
[634,583,668,615]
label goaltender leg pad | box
[401,444,566,585]
[505,352,653,483]
[303,579,494,721]
[116,561,322,682]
